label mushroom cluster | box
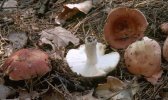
[104,7,148,49]
[124,37,162,84]
[1,49,51,81]
[66,36,120,77]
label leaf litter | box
[0,0,168,99]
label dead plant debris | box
[0,0,168,99]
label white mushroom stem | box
[66,36,120,77]
[85,36,98,65]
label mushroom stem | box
[85,36,98,65]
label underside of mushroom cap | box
[104,7,148,49]
[66,41,120,77]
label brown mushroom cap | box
[1,49,51,81]
[163,37,168,61]
[160,22,168,34]
[124,37,162,84]
[104,7,148,49]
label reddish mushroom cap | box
[160,22,168,34]
[104,7,148,49]
[1,49,51,81]
[163,37,168,61]
[124,37,162,84]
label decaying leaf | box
[8,32,28,50]
[3,44,13,57]
[55,0,92,24]
[39,26,79,49]
[74,90,99,100]
[39,26,79,59]
[0,85,15,99]
[41,88,65,100]
[160,88,168,100]
[2,0,17,11]
[18,90,40,100]
[92,0,103,6]
[94,76,139,100]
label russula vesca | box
[66,36,120,77]
[124,37,162,84]
[104,7,148,49]
[163,37,168,61]
[160,22,168,34]
[1,49,51,81]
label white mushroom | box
[66,36,120,77]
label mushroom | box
[1,49,51,81]
[124,37,162,84]
[163,37,168,61]
[104,7,148,49]
[160,22,168,34]
[66,36,120,77]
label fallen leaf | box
[41,88,65,100]
[2,0,17,11]
[74,90,99,100]
[8,32,28,50]
[3,44,13,57]
[39,27,79,49]
[0,85,15,99]
[92,0,103,6]
[94,76,139,100]
[55,0,92,25]
[39,27,79,60]
[159,88,168,100]
[18,90,40,100]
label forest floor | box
[0,0,168,100]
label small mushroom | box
[104,7,148,49]
[1,49,51,81]
[160,22,168,34]
[124,37,162,84]
[163,37,168,61]
[66,36,120,77]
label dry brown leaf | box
[94,76,139,100]
[39,26,79,49]
[74,90,99,100]
[18,90,40,100]
[41,89,65,100]
[55,0,92,24]
[159,88,168,100]
[39,27,79,60]
[2,0,17,11]
[8,32,28,50]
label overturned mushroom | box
[1,49,51,81]
[66,36,120,77]
[124,37,162,84]
[104,7,148,49]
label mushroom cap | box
[104,7,148,49]
[1,49,51,80]
[66,43,120,77]
[124,37,162,84]
[163,37,168,61]
[160,22,168,34]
